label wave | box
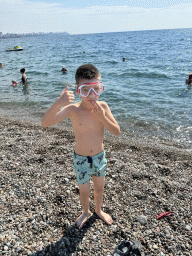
[104,60,119,64]
[113,70,170,79]
[27,71,49,76]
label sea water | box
[0,29,192,146]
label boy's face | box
[76,76,102,102]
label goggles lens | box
[78,82,104,97]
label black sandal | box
[129,241,142,256]
[112,241,132,256]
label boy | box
[42,64,120,229]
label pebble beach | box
[0,116,192,256]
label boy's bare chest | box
[71,110,103,131]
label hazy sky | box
[1,0,192,34]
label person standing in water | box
[20,68,27,85]
[186,73,192,86]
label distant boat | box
[6,46,23,52]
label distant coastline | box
[0,31,69,39]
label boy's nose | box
[88,88,96,95]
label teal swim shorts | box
[73,151,107,185]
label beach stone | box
[112,224,118,232]
[166,233,171,239]
[153,244,158,249]
[64,178,69,183]
[139,215,148,225]
[185,225,191,231]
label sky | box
[1,0,192,34]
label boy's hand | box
[90,101,105,118]
[57,86,74,106]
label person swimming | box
[0,63,3,67]
[11,80,18,86]
[61,66,68,72]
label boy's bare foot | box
[75,211,92,229]
[95,210,113,225]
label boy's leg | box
[92,176,113,225]
[75,182,92,229]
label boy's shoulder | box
[99,101,110,110]
[99,100,108,106]
[67,102,81,114]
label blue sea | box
[0,29,192,147]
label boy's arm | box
[91,101,120,136]
[42,86,74,127]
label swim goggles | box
[77,82,104,97]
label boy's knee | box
[94,186,104,194]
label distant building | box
[0,31,69,39]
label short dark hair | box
[20,68,25,73]
[75,64,100,85]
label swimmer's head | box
[12,80,16,84]
[20,68,25,73]
[61,66,68,72]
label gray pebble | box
[185,225,191,231]
[139,215,148,225]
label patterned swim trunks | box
[73,151,107,185]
